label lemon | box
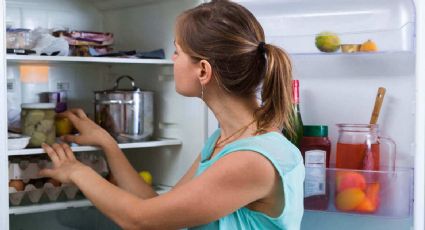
[139,171,153,185]
[315,31,341,52]
[55,117,73,136]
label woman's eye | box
[174,50,178,55]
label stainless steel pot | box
[94,75,153,142]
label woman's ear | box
[198,60,212,85]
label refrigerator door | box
[414,0,425,229]
[234,0,417,229]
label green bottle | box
[284,80,304,148]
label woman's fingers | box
[68,108,88,119]
[61,111,81,127]
[52,143,67,161]
[42,143,60,165]
[61,143,76,161]
[39,168,54,178]
[61,134,82,144]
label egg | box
[9,180,25,191]
[46,178,61,187]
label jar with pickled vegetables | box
[21,103,56,147]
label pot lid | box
[94,75,142,94]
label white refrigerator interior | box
[0,0,423,229]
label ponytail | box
[254,44,294,136]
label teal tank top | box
[190,129,305,230]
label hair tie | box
[258,41,266,55]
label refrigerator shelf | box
[8,139,182,156]
[6,55,174,65]
[237,0,415,54]
[304,167,413,218]
[289,50,415,57]
[290,50,415,77]
[9,185,171,215]
[266,24,415,54]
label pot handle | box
[113,75,139,90]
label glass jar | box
[21,103,56,147]
[39,91,73,136]
[336,124,396,171]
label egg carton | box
[9,154,109,180]
[9,182,80,206]
[9,159,51,181]
[78,153,109,176]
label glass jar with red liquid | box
[334,124,396,213]
[300,125,331,210]
[336,124,395,171]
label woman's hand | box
[59,108,114,147]
[39,143,88,184]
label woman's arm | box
[173,154,201,189]
[60,109,157,198]
[100,138,157,199]
[40,143,277,230]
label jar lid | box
[21,103,56,109]
[303,125,328,137]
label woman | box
[40,0,305,229]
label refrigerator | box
[0,0,423,229]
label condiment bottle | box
[300,125,331,168]
[300,125,331,211]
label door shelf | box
[289,50,415,77]
[6,55,173,65]
[9,185,171,215]
[8,139,182,156]
[304,167,413,218]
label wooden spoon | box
[363,87,386,170]
[369,87,386,124]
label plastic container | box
[303,168,413,218]
[7,133,30,150]
[21,103,56,147]
[300,125,331,210]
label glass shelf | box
[6,55,173,65]
[8,139,182,156]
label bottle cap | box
[303,125,328,137]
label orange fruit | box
[335,188,366,211]
[360,39,378,52]
[356,197,375,212]
[355,183,380,213]
[336,171,366,192]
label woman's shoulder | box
[221,131,303,174]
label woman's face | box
[172,41,201,97]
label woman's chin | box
[175,88,199,98]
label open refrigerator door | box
[235,0,419,229]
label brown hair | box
[176,0,294,135]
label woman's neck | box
[204,90,259,139]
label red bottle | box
[300,125,331,210]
